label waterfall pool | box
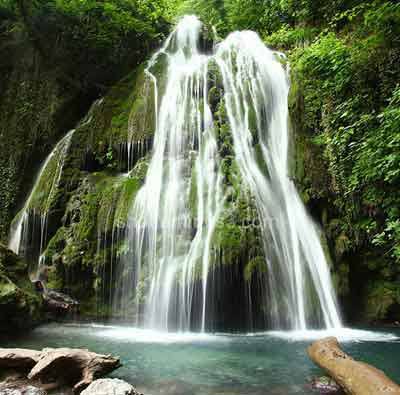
[5,323,400,394]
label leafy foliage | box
[291,2,400,264]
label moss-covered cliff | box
[0,244,42,334]
[0,0,167,241]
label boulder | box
[0,383,47,395]
[310,376,344,394]
[308,337,400,395]
[28,348,121,393]
[81,378,141,395]
[0,349,41,371]
[0,375,47,395]
[0,347,121,394]
[42,289,79,314]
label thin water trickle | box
[8,129,75,261]
[8,99,102,271]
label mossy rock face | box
[289,75,333,213]
[0,9,161,243]
[67,67,156,174]
[208,70,266,276]
[41,165,147,317]
[363,280,400,322]
[3,60,155,317]
[0,244,42,334]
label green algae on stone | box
[0,244,42,334]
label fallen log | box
[308,337,400,395]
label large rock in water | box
[308,337,400,395]
[81,378,141,395]
[28,348,121,393]
[0,347,121,393]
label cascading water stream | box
[8,99,102,265]
[121,16,224,331]
[118,15,342,332]
[8,129,75,262]
[214,32,341,330]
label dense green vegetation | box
[0,244,42,333]
[0,0,169,239]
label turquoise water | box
[5,323,400,395]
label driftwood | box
[308,337,400,395]
[0,348,120,394]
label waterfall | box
[8,99,103,264]
[119,16,224,331]
[118,15,341,331]
[8,129,75,262]
[215,31,341,329]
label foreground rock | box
[308,337,400,395]
[310,376,343,394]
[0,349,41,371]
[81,378,141,395]
[0,382,47,395]
[0,347,121,393]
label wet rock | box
[0,383,47,395]
[0,349,41,371]
[308,337,400,395]
[0,347,120,394]
[81,378,141,395]
[28,348,121,393]
[34,265,79,315]
[42,289,79,314]
[310,376,344,394]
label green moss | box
[0,244,42,333]
[332,261,349,297]
[364,281,400,321]
[334,233,351,260]
[66,65,156,173]
[244,256,267,282]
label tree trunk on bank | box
[308,337,400,395]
